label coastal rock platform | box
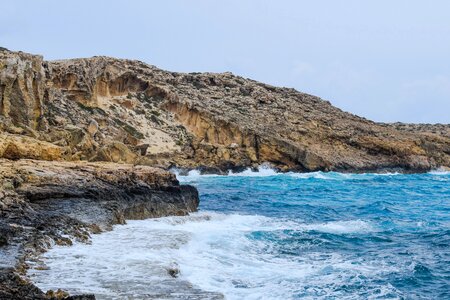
[0,159,220,299]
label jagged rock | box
[0,51,46,130]
[1,49,449,173]
[0,159,199,299]
[0,133,62,160]
[45,289,69,299]
[92,141,137,163]
[86,119,98,137]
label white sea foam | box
[174,165,280,182]
[302,219,375,234]
[289,171,334,180]
[227,165,279,177]
[29,212,391,299]
[174,167,408,183]
[428,168,450,175]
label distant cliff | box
[1,49,449,173]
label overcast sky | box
[2,0,449,123]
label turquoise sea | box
[30,168,450,299]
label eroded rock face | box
[0,51,46,130]
[0,133,62,161]
[0,159,199,299]
[1,49,449,172]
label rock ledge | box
[0,159,201,299]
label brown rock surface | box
[0,133,62,161]
[0,159,200,299]
[1,49,449,172]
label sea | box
[28,168,450,299]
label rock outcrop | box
[0,159,200,299]
[1,49,449,173]
[0,48,448,298]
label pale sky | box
[2,0,449,123]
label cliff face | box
[1,49,449,172]
[0,159,200,299]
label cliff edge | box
[1,49,449,173]
[0,159,204,299]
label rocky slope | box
[0,48,449,298]
[0,159,208,299]
[1,48,448,173]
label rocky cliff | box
[1,48,449,173]
[0,48,449,298]
[0,159,201,299]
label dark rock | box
[0,159,199,299]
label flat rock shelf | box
[0,159,222,299]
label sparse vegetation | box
[136,92,148,102]
[150,110,161,117]
[147,114,163,125]
[76,102,106,115]
[114,118,144,139]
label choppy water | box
[29,168,450,299]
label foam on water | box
[29,170,450,299]
[30,213,389,299]
[173,165,279,183]
[174,166,408,183]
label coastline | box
[0,48,448,298]
[0,159,213,299]
[25,169,450,299]
[1,161,448,299]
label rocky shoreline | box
[0,159,217,299]
[1,48,449,173]
[0,47,449,298]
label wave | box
[174,165,449,183]
[139,213,388,299]
[302,219,375,234]
[30,212,382,299]
[174,166,408,182]
[140,212,375,235]
[428,168,450,175]
[172,165,279,182]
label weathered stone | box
[0,159,199,299]
[86,119,98,137]
[2,50,446,172]
[92,141,137,163]
[1,50,449,172]
[0,133,62,160]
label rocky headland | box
[0,47,449,298]
[0,48,448,173]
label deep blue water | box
[178,169,450,299]
[30,169,450,299]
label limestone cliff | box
[0,159,201,299]
[1,48,449,172]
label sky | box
[2,0,449,123]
